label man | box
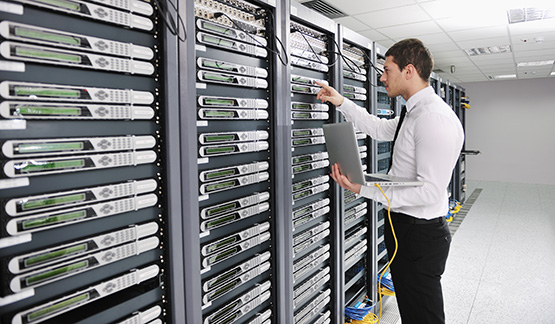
[316,38,464,324]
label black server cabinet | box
[191,1,278,324]
[338,26,373,315]
[0,1,173,323]
[288,3,337,324]
[453,86,466,204]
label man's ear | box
[404,64,416,80]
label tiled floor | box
[382,180,555,324]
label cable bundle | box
[378,271,395,296]
[345,299,377,323]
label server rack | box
[338,26,373,317]
[370,43,397,308]
[0,1,174,323]
[453,85,466,204]
[288,3,337,323]
[190,1,279,324]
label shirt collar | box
[406,86,434,113]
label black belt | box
[389,211,445,225]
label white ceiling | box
[297,0,555,83]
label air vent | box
[507,8,555,24]
[302,0,348,19]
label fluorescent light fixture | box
[551,71,555,76]
[488,74,517,79]
[517,60,554,67]
[507,7,555,24]
[464,45,511,56]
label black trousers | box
[384,211,451,324]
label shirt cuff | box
[358,184,380,201]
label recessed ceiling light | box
[488,74,517,79]
[464,45,511,56]
[550,71,555,76]
[517,60,554,67]
[507,7,555,24]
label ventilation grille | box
[302,0,347,19]
[507,8,555,24]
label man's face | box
[380,55,404,98]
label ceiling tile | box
[456,37,512,50]
[324,0,417,15]
[514,48,555,59]
[334,16,372,32]
[353,5,431,29]
[357,29,390,43]
[447,26,509,42]
[426,41,460,53]
[508,19,555,36]
[435,14,507,32]
[376,21,443,39]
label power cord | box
[212,11,288,66]
[153,0,186,41]
[374,183,398,324]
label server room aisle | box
[383,180,555,324]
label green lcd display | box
[203,110,235,118]
[206,202,238,217]
[293,182,310,192]
[203,60,236,71]
[293,156,311,164]
[35,0,81,11]
[293,77,310,84]
[202,35,235,49]
[204,98,235,106]
[216,312,239,324]
[25,260,88,286]
[293,112,310,119]
[293,191,309,200]
[205,146,236,155]
[15,46,82,63]
[292,103,311,110]
[205,169,236,180]
[344,93,355,98]
[293,165,310,173]
[205,181,236,192]
[14,27,81,46]
[20,193,86,211]
[205,214,236,230]
[210,300,240,321]
[201,21,236,37]
[344,86,355,91]
[293,130,311,137]
[292,85,310,92]
[14,86,81,98]
[294,215,312,228]
[206,236,238,254]
[15,105,82,116]
[203,73,235,83]
[23,243,88,268]
[26,293,89,322]
[206,268,241,290]
[293,207,312,218]
[209,247,239,264]
[18,159,85,173]
[204,134,236,142]
[208,283,239,304]
[22,210,87,230]
[16,142,84,154]
[293,139,310,146]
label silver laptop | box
[322,122,423,187]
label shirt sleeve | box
[337,98,398,142]
[359,111,463,211]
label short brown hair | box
[385,38,433,82]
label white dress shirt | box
[337,86,465,219]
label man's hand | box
[316,81,344,106]
[330,163,361,194]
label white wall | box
[460,77,555,185]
